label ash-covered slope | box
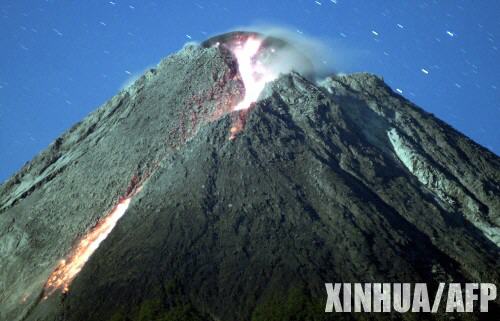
[0,38,499,321]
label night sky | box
[1,0,499,182]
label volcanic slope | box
[0,41,499,321]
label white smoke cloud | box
[218,24,364,80]
[122,26,364,92]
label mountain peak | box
[1,38,499,321]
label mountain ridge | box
[0,40,499,321]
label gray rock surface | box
[0,41,499,321]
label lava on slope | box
[41,32,295,298]
[40,34,272,296]
[43,174,144,298]
[202,31,311,140]
[229,35,277,112]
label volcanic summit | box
[0,32,499,321]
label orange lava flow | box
[229,110,248,141]
[43,188,140,297]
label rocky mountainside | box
[0,34,499,321]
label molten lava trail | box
[228,35,278,139]
[43,35,276,296]
[232,37,275,111]
[43,187,142,297]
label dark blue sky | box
[1,0,499,182]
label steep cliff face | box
[321,74,500,245]
[0,37,498,321]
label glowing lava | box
[231,36,277,111]
[227,36,278,140]
[43,189,140,297]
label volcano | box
[0,32,499,321]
